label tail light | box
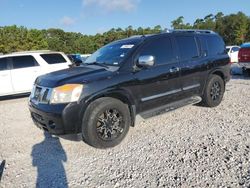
[238,49,242,62]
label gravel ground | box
[0,76,250,188]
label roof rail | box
[129,34,155,38]
[165,29,215,34]
[11,50,52,54]
[129,35,143,38]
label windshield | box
[85,40,140,66]
[226,48,230,53]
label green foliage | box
[0,11,250,54]
[171,11,250,45]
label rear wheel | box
[201,75,225,107]
[82,97,131,148]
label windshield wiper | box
[86,62,109,68]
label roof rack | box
[163,29,215,34]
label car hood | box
[36,66,114,88]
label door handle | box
[170,67,180,73]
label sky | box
[0,0,249,35]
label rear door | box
[10,55,41,93]
[174,35,205,97]
[133,36,182,112]
[0,57,13,95]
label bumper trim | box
[30,106,66,135]
[29,100,83,135]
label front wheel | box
[201,75,225,107]
[82,97,131,148]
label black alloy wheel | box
[96,108,124,141]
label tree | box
[171,16,185,29]
[1,11,250,54]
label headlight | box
[50,84,83,104]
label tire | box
[201,75,225,107]
[82,97,131,148]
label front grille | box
[31,85,52,104]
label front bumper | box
[29,100,82,135]
[239,62,250,69]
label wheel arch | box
[211,70,225,82]
[201,69,226,96]
[80,89,137,129]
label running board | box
[139,96,202,119]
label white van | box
[0,51,72,96]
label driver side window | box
[139,37,176,66]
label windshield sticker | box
[121,44,134,49]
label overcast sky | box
[0,0,249,35]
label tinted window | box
[0,58,8,71]
[139,37,175,65]
[176,36,199,60]
[12,56,38,69]
[41,53,67,64]
[206,36,225,55]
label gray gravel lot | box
[0,76,250,188]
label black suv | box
[29,30,230,148]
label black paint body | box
[29,32,230,135]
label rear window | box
[40,53,67,64]
[231,47,240,52]
[12,56,38,69]
[176,36,199,60]
[0,58,8,71]
[206,36,225,56]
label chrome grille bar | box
[30,85,52,104]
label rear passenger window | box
[12,56,38,69]
[41,54,67,64]
[0,58,8,71]
[139,37,175,65]
[206,36,225,55]
[176,36,199,60]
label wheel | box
[82,97,131,148]
[201,75,225,107]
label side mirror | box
[137,55,155,68]
[75,60,83,66]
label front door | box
[133,36,182,113]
